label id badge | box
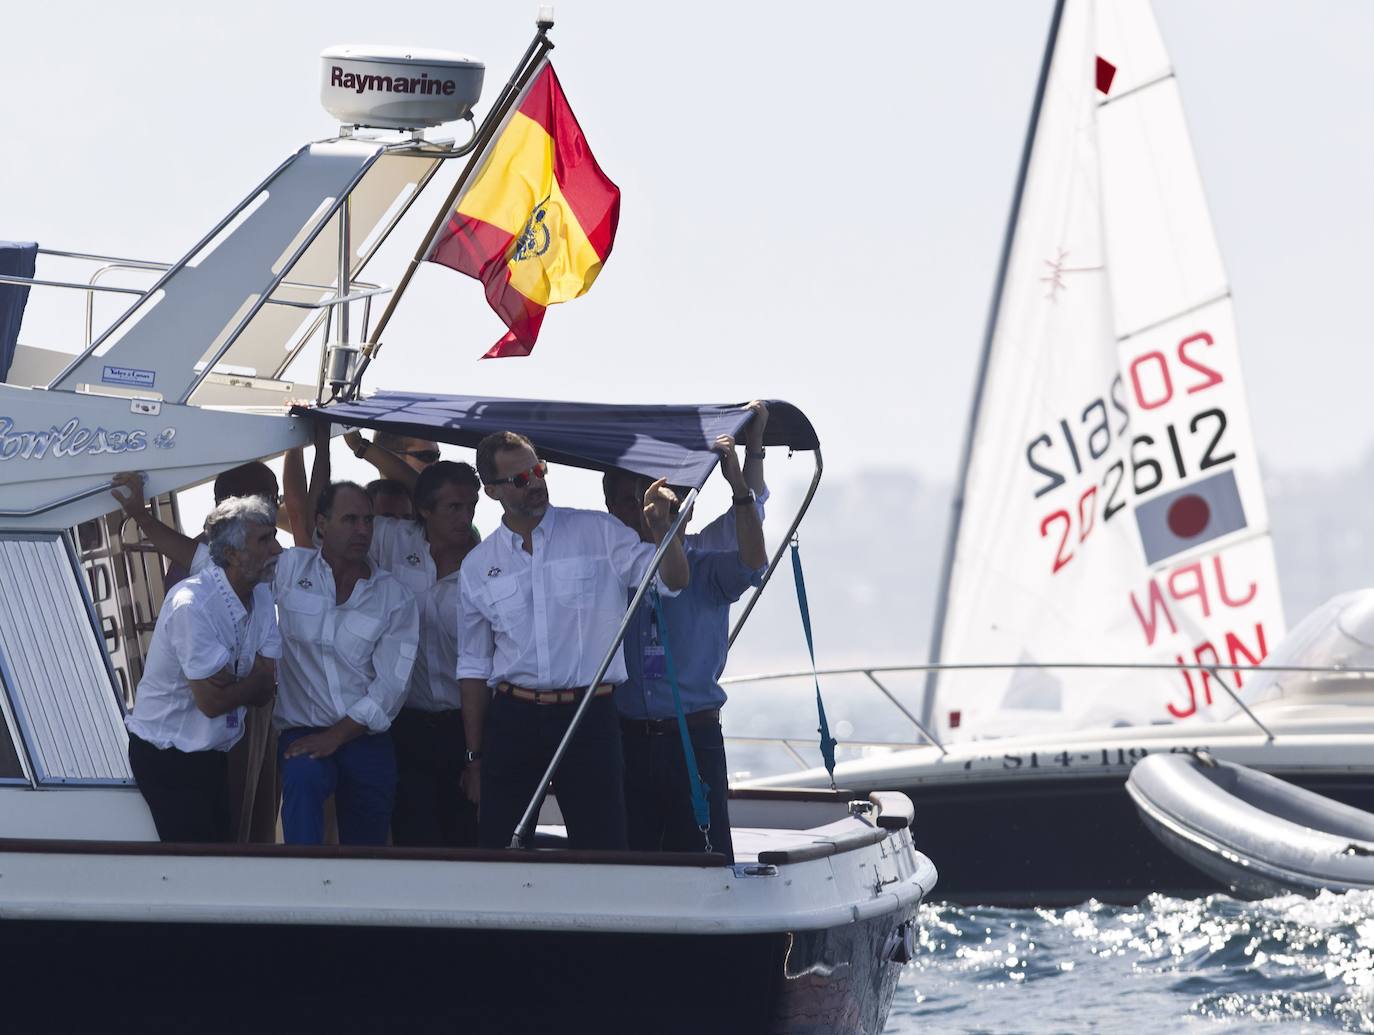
[642,644,667,682]
[226,711,240,730]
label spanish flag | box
[426,61,620,358]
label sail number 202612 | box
[1026,331,1232,575]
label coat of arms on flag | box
[424,61,620,358]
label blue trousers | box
[278,727,396,846]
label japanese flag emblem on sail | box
[1134,469,1248,566]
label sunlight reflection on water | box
[886,890,1374,1033]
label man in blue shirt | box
[606,432,767,863]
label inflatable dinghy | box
[1126,752,1374,899]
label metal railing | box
[1,248,392,356]
[720,659,1374,768]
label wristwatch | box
[732,489,756,507]
[748,447,766,460]
[465,749,483,763]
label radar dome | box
[320,45,484,130]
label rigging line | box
[1097,70,1175,109]
[1116,290,1232,343]
[722,661,1374,681]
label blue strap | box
[791,537,838,787]
[650,590,713,849]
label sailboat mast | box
[920,0,1068,728]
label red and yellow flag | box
[426,61,620,358]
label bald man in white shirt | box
[458,431,689,850]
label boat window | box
[0,699,23,780]
[0,533,133,784]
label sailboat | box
[742,0,1374,905]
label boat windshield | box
[1238,590,1374,707]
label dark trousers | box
[391,707,478,848]
[127,733,231,844]
[278,727,396,846]
[479,692,628,851]
[622,715,734,863]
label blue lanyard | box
[649,589,713,850]
[791,537,838,788]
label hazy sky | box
[3,0,1371,488]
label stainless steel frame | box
[45,150,306,390]
[728,448,823,650]
[719,660,1374,767]
[174,153,386,404]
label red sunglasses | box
[487,461,548,488]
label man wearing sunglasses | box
[344,430,443,479]
[458,431,690,851]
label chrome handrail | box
[722,660,1374,751]
[0,273,142,295]
[727,735,929,772]
[727,447,823,650]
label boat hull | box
[0,792,931,1034]
[899,769,1374,906]
[3,910,915,1035]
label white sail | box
[928,0,1285,741]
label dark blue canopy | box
[0,241,37,383]
[296,392,819,489]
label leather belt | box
[620,709,721,736]
[495,681,614,705]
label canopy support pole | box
[347,24,555,399]
[728,448,823,650]
[920,0,1067,729]
[510,487,701,849]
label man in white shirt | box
[274,480,420,845]
[114,463,287,845]
[369,461,482,846]
[125,497,281,843]
[458,431,689,850]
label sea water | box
[884,891,1374,1033]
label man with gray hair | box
[124,497,283,842]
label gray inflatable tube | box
[1126,753,1374,899]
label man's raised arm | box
[111,472,199,570]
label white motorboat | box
[0,16,935,1033]
[735,0,1374,906]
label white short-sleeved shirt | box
[370,516,462,712]
[126,563,281,753]
[270,547,420,733]
[457,506,679,691]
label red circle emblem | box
[1167,494,1210,539]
